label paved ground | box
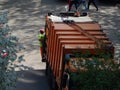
[87,1,120,58]
[0,0,120,90]
[15,70,49,90]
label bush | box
[69,52,120,90]
[70,70,120,90]
[0,10,29,90]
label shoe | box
[74,11,80,17]
[42,55,47,62]
[96,8,98,11]
[42,57,46,62]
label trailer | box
[44,12,114,90]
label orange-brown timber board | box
[54,34,112,79]
[49,28,91,76]
[52,30,94,76]
[51,30,82,72]
[76,23,101,30]
[60,40,95,44]
[46,17,114,86]
[51,24,110,78]
[55,29,109,40]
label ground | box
[0,0,120,90]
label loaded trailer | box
[44,13,114,90]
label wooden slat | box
[45,15,114,88]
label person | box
[88,0,98,11]
[68,0,80,12]
[79,0,87,10]
[38,29,47,62]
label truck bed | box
[45,14,114,89]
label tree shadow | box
[14,69,49,90]
[0,0,67,53]
[0,0,119,89]
[98,0,120,6]
[0,0,119,56]
[0,0,119,57]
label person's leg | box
[74,1,79,11]
[82,0,87,10]
[88,0,91,10]
[40,47,43,58]
[74,1,81,17]
[92,0,98,11]
[68,1,74,11]
[40,47,46,62]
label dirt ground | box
[0,0,119,70]
[0,0,120,89]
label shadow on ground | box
[14,69,49,90]
[0,0,120,90]
[0,0,67,53]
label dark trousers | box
[68,0,79,11]
[88,0,98,10]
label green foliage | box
[0,11,18,90]
[70,51,120,90]
[71,70,120,90]
[0,11,32,90]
